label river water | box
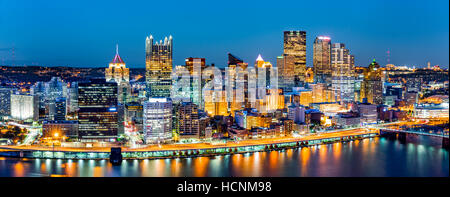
[0,136,448,177]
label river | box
[0,136,448,177]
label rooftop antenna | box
[386,49,390,65]
[116,44,119,54]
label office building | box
[331,43,355,102]
[0,87,14,117]
[185,57,205,108]
[283,31,307,85]
[10,94,39,121]
[78,79,118,141]
[175,102,200,139]
[54,97,66,121]
[361,59,383,104]
[277,54,295,92]
[105,45,130,84]
[358,102,377,124]
[287,104,306,124]
[143,98,172,143]
[105,45,130,104]
[43,120,78,138]
[145,35,173,98]
[313,36,332,84]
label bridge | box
[375,127,448,138]
[367,125,449,149]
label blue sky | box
[0,0,448,68]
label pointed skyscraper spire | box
[111,44,124,64]
[256,54,264,62]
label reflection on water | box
[0,137,448,177]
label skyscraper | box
[66,82,78,115]
[105,45,130,84]
[227,54,249,114]
[185,57,205,109]
[145,35,173,98]
[361,59,383,104]
[0,87,14,117]
[331,43,355,102]
[106,46,131,104]
[143,98,173,144]
[10,93,39,121]
[277,54,295,92]
[78,79,118,141]
[175,102,200,139]
[283,31,306,86]
[54,97,66,121]
[313,36,332,84]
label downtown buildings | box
[0,30,446,147]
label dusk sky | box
[0,0,448,68]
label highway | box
[0,128,373,153]
[1,120,445,153]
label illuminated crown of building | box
[105,44,130,84]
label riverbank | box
[0,129,378,160]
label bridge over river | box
[368,123,449,149]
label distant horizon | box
[1,61,449,70]
[0,0,448,69]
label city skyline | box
[0,0,449,68]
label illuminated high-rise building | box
[66,82,78,114]
[54,97,66,121]
[175,102,200,139]
[78,79,118,141]
[313,36,332,84]
[227,53,249,114]
[185,57,205,108]
[360,59,383,104]
[143,98,172,144]
[10,93,39,121]
[145,35,173,98]
[0,87,14,117]
[105,45,130,104]
[105,45,130,84]
[283,31,307,85]
[255,54,273,99]
[277,54,295,92]
[331,43,355,102]
[31,77,68,121]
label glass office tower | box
[331,43,355,102]
[78,79,118,141]
[283,31,306,86]
[313,36,332,84]
[145,35,173,98]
